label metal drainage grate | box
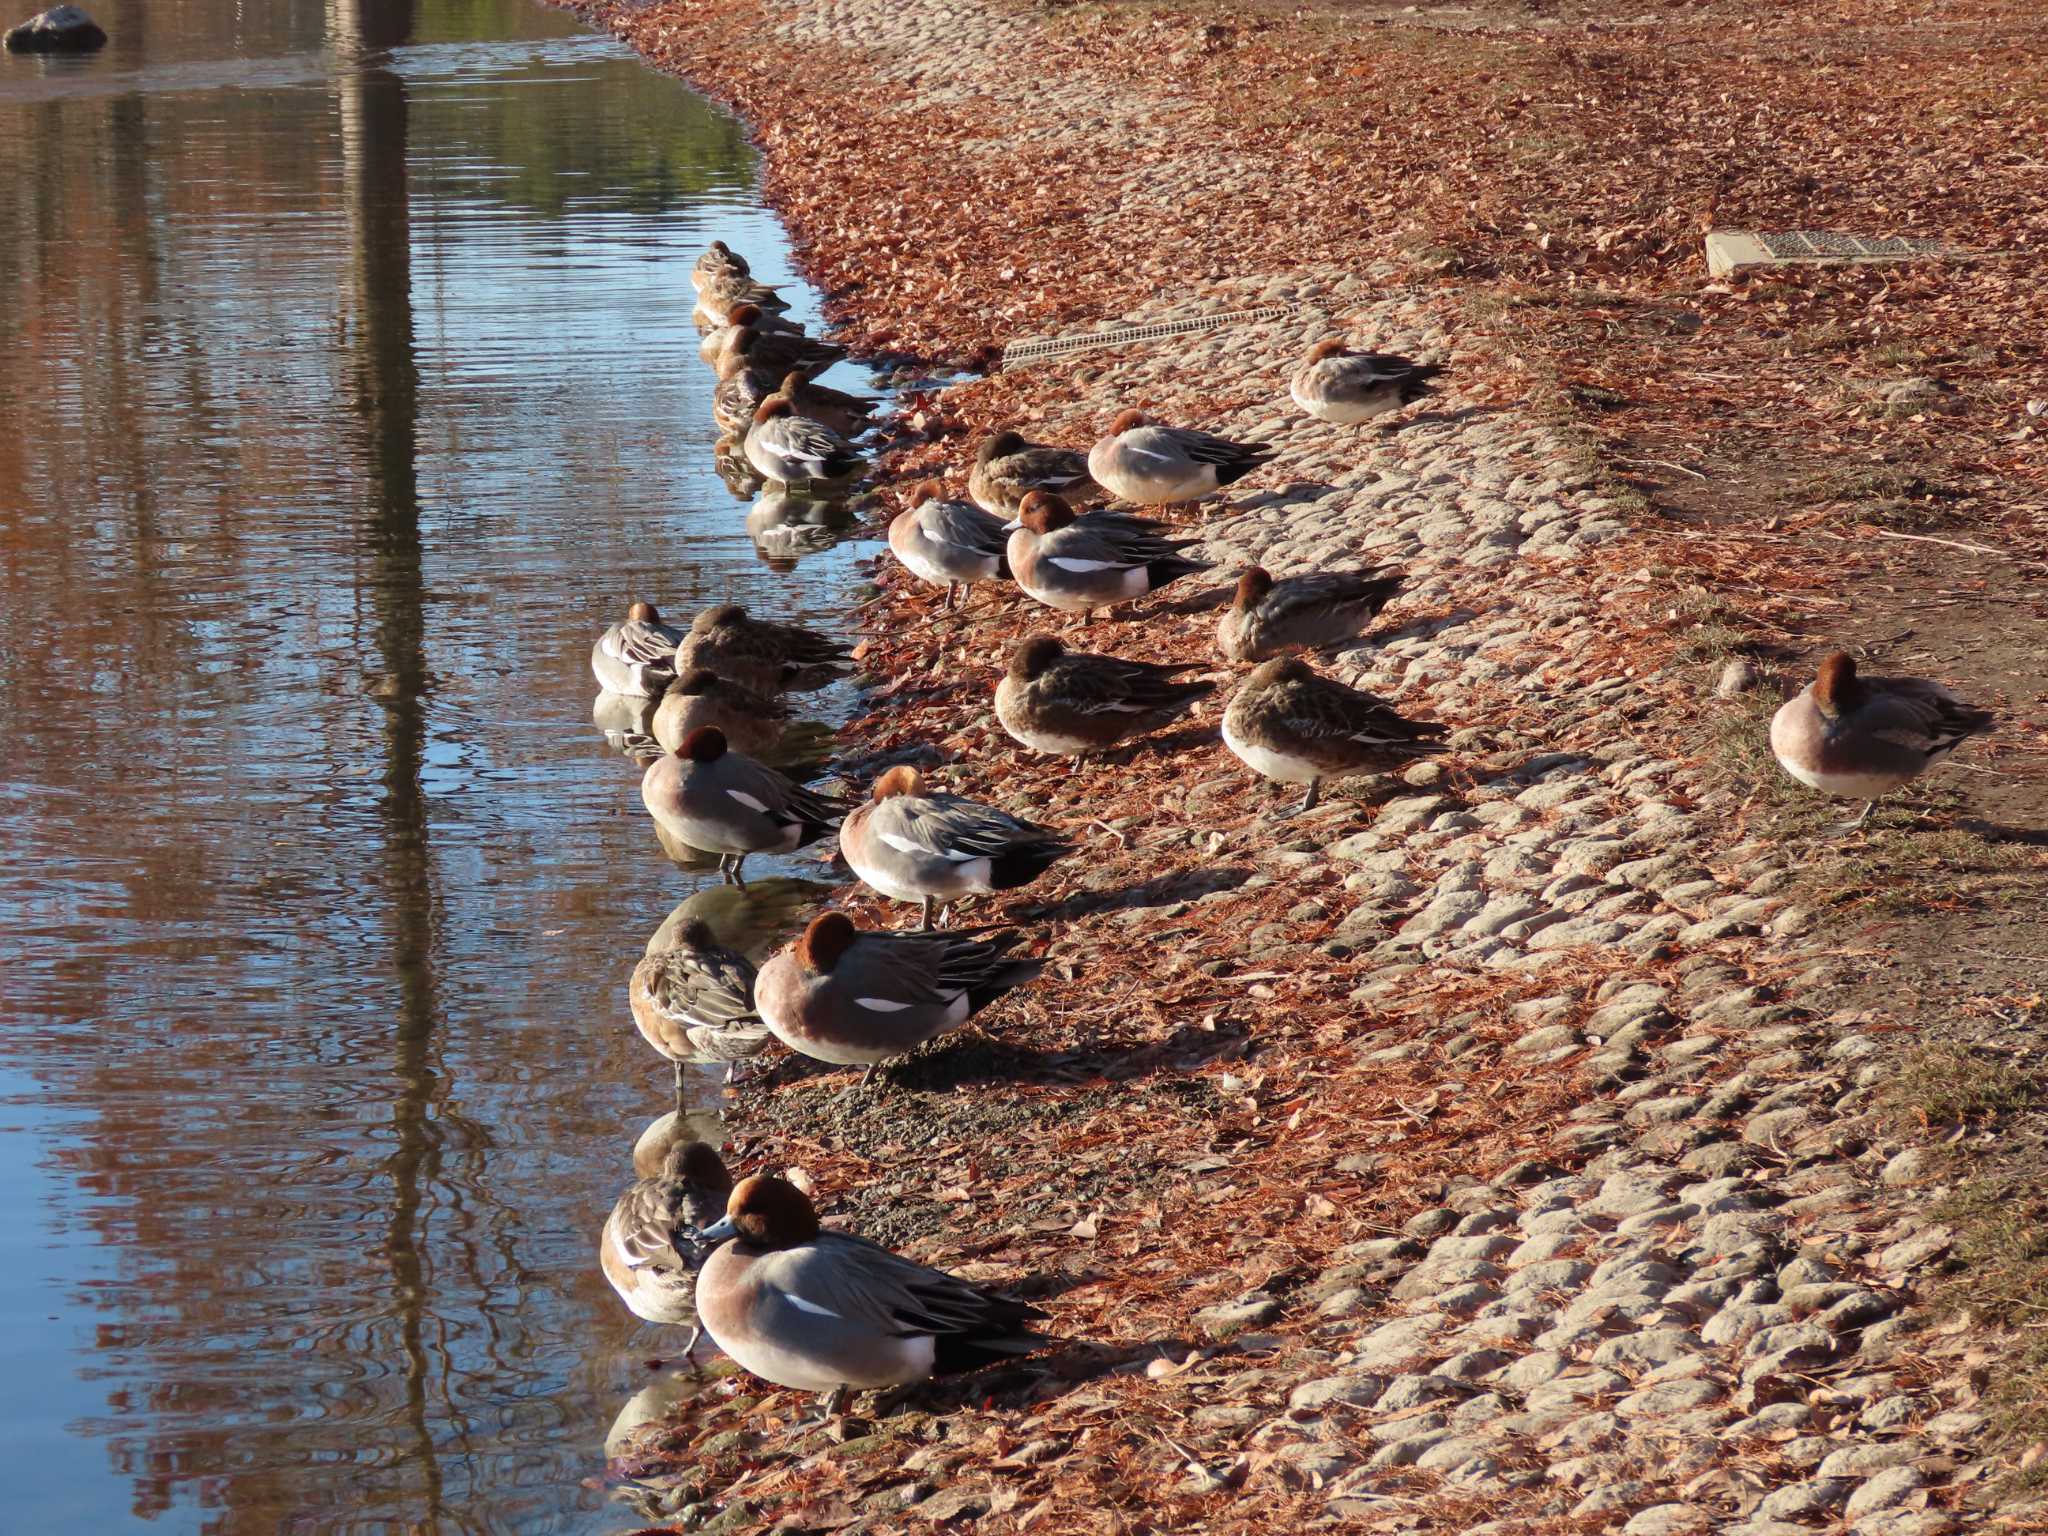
[999,304,1298,370]
[1704,228,1968,278]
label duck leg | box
[820,1384,849,1421]
[944,583,958,612]
[680,1322,704,1364]
[1294,778,1322,816]
[729,853,749,890]
[919,895,934,932]
[673,1059,687,1116]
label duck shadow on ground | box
[1019,862,1254,922]
[890,1017,1253,1094]
[1402,402,1519,429]
[1955,815,2048,848]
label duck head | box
[693,603,747,633]
[1009,633,1066,682]
[679,916,722,950]
[1304,339,1352,364]
[1014,490,1077,534]
[682,727,729,764]
[753,394,795,425]
[673,668,722,697]
[795,911,859,974]
[905,479,947,509]
[1232,567,1273,610]
[870,765,925,801]
[728,302,765,329]
[978,429,1027,465]
[701,1174,820,1249]
[1108,408,1148,436]
[1245,654,1315,690]
[628,600,663,624]
[1813,652,1861,719]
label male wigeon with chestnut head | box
[694,1174,1047,1417]
[1770,651,1995,827]
[639,727,844,888]
[840,765,1072,929]
[886,480,1011,609]
[1003,490,1208,620]
[1216,565,1403,664]
[754,912,1042,1079]
[1289,340,1442,425]
[1086,409,1275,513]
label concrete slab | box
[1704,229,1967,278]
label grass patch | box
[1884,1042,2040,1130]
[1789,806,2048,915]
[1930,1169,2048,1479]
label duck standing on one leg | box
[1770,651,1996,829]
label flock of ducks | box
[587,239,2000,1421]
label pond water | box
[0,1,872,1529]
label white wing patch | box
[855,996,914,1013]
[1049,556,1129,574]
[726,789,770,813]
[878,831,930,857]
[785,1294,843,1319]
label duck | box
[776,370,876,440]
[697,302,810,367]
[756,912,1042,1078]
[1004,491,1208,619]
[1289,341,1442,425]
[694,1173,1048,1415]
[711,350,769,435]
[674,603,853,696]
[710,307,847,380]
[694,270,791,326]
[1086,410,1276,512]
[968,428,1098,518]
[887,480,1011,609]
[652,668,789,758]
[591,601,685,698]
[995,633,1213,759]
[692,239,751,292]
[639,727,845,887]
[1217,565,1403,663]
[1769,651,1996,827]
[743,395,866,488]
[1222,656,1448,814]
[599,1138,736,1359]
[840,766,1072,929]
[632,1107,729,1179]
[630,919,770,1100]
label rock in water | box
[5,5,107,51]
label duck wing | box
[922,500,1010,558]
[1863,677,1997,756]
[773,1234,1047,1344]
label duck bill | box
[695,1215,738,1242]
